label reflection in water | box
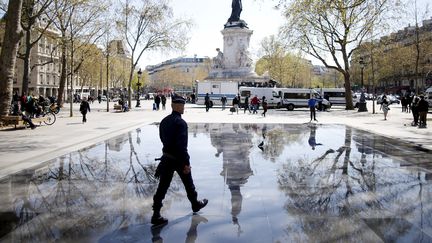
[209,123,253,235]
[0,123,431,242]
[307,124,323,150]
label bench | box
[1,116,25,129]
[114,104,122,111]
[1,115,48,129]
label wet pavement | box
[0,123,431,243]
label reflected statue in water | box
[209,123,253,234]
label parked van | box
[196,81,238,106]
[239,87,280,108]
[279,88,330,111]
[320,88,348,106]
[425,86,432,107]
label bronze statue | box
[228,0,242,22]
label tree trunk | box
[0,0,24,117]
[57,43,67,107]
[344,73,354,110]
[127,59,134,108]
[22,28,32,95]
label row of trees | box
[0,0,190,117]
[255,35,344,89]
[267,0,417,109]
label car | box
[377,94,400,104]
[101,95,108,101]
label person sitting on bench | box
[10,104,36,129]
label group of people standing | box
[153,93,167,111]
[228,94,268,117]
[381,93,428,128]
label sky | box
[139,0,285,68]
[139,0,431,69]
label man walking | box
[80,97,91,123]
[205,93,211,112]
[151,94,208,226]
[417,95,429,128]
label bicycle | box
[39,105,56,125]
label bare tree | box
[280,0,397,110]
[116,0,191,106]
[50,0,107,116]
[19,0,54,95]
[0,0,23,117]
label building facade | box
[145,56,211,93]
[353,17,432,94]
[13,27,62,97]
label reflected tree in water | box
[276,126,431,240]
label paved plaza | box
[0,100,431,242]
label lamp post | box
[136,68,142,107]
[359,57,365,89]
[358,57,368,112]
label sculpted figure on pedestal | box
[213,48,224,69]
[238,49,252,68]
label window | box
[240,91,251,96]
[212,85,219,89]
[326,92,345,98]
[284,92,309,99]
[272,91,280,98]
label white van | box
[320,88,354,107]
[425,86,432,107]
[279,88,330,111]
[196,81,238,106]
[239,87,280,108]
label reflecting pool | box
[1,123,431,243]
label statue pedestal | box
[206,25,269,86]
[221,27,253,70]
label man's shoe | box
[151,216,168,226]
[192,199,208,213]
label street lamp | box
[358,57,368,112]
[136,68,142,107]
[359,57,365,89]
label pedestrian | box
[154,94,161,110]
[204,93,211,112]
[232,94,240,114]
[80,97,91,123]
[151,94,208,226]
[251,95,259,114]
[308,95,318,122]
[381,94,390,120]
[411,96,420,126]
[417,95,429,128]
[243,94,251,113]
[97,94,102,104]
[401,95,407,112]
[261,96,268,117]
[221,96,227,110]
[161,94,167,110]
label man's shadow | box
[151,214,208,243]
